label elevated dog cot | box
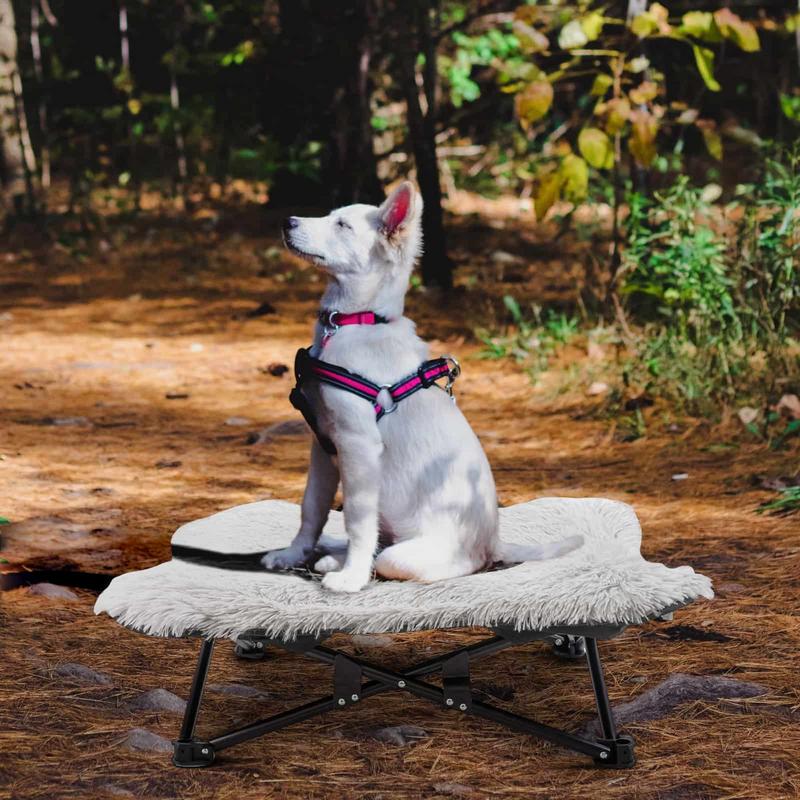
[94,497,713,769]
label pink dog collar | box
[318,309,390,346]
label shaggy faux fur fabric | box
[94,498,713,640]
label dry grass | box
[1,203,799,799]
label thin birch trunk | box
[0,0,37,214]
[31,1,50,192]
[169,62,188,198]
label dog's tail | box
[493,535,583,565]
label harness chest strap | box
[289,347,460,455]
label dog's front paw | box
[261,546,308,571]
[321,568,369,593]
[314,554,343,574]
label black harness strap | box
[289,347,459,456]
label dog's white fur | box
[263,182,582,592]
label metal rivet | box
[599,751,608,760]
[459,703,467,711]
[553,637,564,647]
[397,680,406,688]
[351,694,359,702]
[201,748,209,755]
[445,698,454,706]
[256,641,263,649]
[337,698,346,706]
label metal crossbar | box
[171,631,635,770]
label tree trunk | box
[327,0,382,205]
[268,0,382,207]
[398,0,452,289]
[0,0,37,215]
[30,1,50,195]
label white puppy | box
[263,181,582,592]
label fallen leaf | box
[737,407,759,425]
[775,394,800,420]
[587,381,609,396]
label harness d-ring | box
[324,310,341,338]
[378,384,399,414]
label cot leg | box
[173,639,216,767]
[584,637,635,768]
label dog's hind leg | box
[374,534,484,582]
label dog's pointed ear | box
[378,181,419,238]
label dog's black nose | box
[283,216,300,232]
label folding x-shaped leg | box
[172,629,635,770]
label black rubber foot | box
[172,740,215,768]
[551,635,586,660]
[234,635,269,660]
[593,735,636,768]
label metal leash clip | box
[321,309,340,339]
[442,355,461,403]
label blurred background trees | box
[0,0,797,505]
[0,1,798,415]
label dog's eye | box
[336,219,351,231]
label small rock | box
[667,423,683,434]
[671,473,689,481]
[432,782,474,797]
[51,416,92,426]
[716,582,746,595]
[587,381,609,397]
[130,688,187,713]
[246,419,309,445]
[208,683,269,699]
[155,459,182,469]
[244,301,277,318]
[54,663,112,685]
[97,784,134,797]
[351,634,394,649]
[28,583,78,600]
[738,406,759,425]
[261,362,289,377]
[225,416,252,426]
[368,724,428,746]
[583,673,766,736]
[123,727,173,753]
[189,343,204,353]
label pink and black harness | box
[290,309,460,455]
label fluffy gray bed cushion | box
[94,498,713,640]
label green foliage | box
[485,2,777,216]
[757,486,800,515]
[477,296,578,381]
[620,179,744,408]
[443,28,523,107]
[732,146,800,369]
[619,149,800,412]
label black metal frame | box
[171,626,635,770]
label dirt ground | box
[1,198,799,800]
